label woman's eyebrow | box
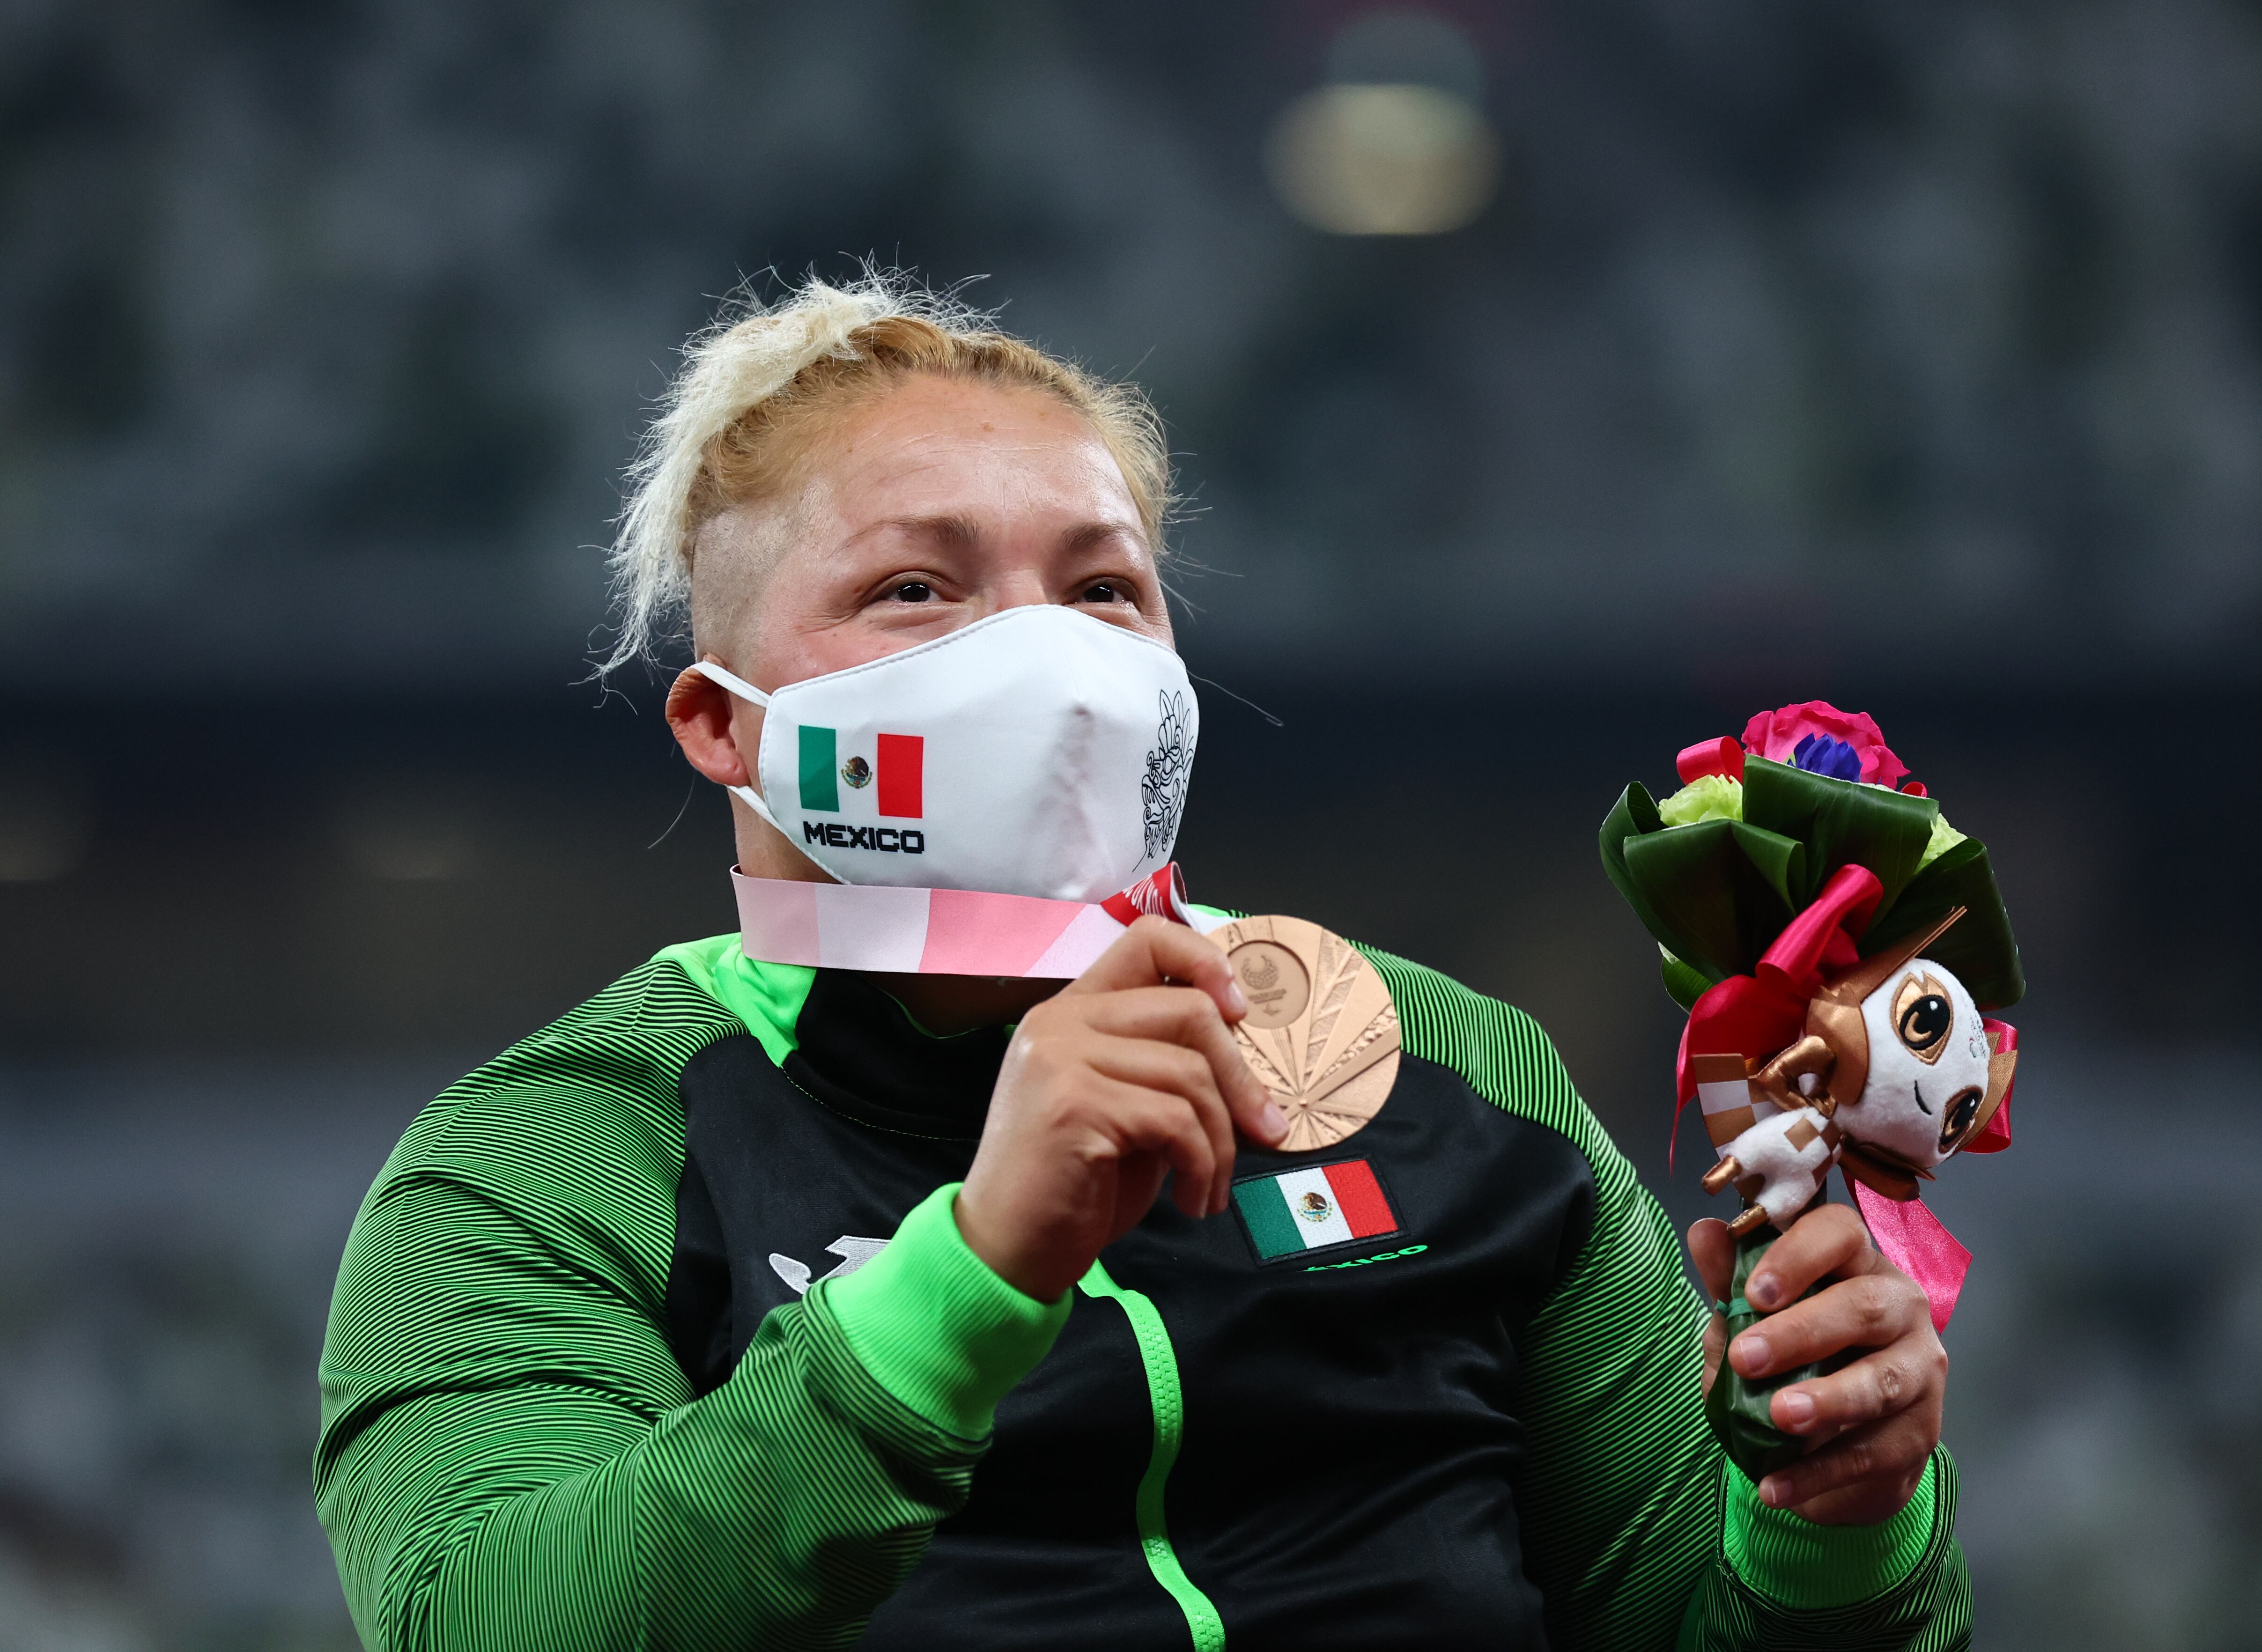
[1061,521,1146,557]
[876,512,983,549]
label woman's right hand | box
[954,917,1288,1301]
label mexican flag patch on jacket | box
[1232,1159,1400,1263]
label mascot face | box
[1836,961,1992,1169]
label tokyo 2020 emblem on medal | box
[1212,915,1402,1151]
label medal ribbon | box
[732,862,1227,978]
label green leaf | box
[1599,782,1671,939]
[1621,819,1805,983]
[1662,948,1716,1012]
[1860,837,2026,1009]
[1728,820,1806,912]
[1740,757,1936,915]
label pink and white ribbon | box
[733,862,1229,978]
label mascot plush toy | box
[1601,702,2023,1476]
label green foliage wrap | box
[1706,1225,1824,1482]
[1600,757,2024,1010]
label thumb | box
[1687,1217,1736,1305]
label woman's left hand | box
[1687,1203,1947,1524]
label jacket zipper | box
[1079,1260,1227,1651]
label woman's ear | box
[665,664,755,787]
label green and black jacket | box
[315,927,1972,1651]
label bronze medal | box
[1212,915,1401,1151]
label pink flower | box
[1741,701,1909,790]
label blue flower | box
[1791,732,1864,782]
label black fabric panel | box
[664,1155,734,1397]
[784,967,1005,1139]
[675,1032,987,1370]
[1098,1056,1590,1652]
[861,1291,1183,1652]
[666,970,1596,1652]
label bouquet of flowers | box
[1599,701,2023,1476]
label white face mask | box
[693,604,1198,902]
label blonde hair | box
[602,271,1174,672]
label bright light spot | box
[1265,83,1501,236]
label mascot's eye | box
[1938,1086,1984,1153]
[1898,996,1950,1049]
[1890,972,1956,1064]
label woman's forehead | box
[690,377,1154,634]
[811,376,1139,520]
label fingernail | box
[1748,1275,1780,1309]
[1226,981,1249,1016]
[1779,1390,1815,1429]
[1732,1334,1771,1375]
[1758,1476,1787,1508]
[1260,1103,1288,1140]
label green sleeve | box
[1360,947,1973,1650]
[1679,1453,1971,1650]
[313,964,1067,1652]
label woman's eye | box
[889,581,934,603]
[1079,580,1126,604]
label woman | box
[316,277,1961,1650]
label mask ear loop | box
[688,660,788,836]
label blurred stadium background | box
[2,2,2259,1647]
